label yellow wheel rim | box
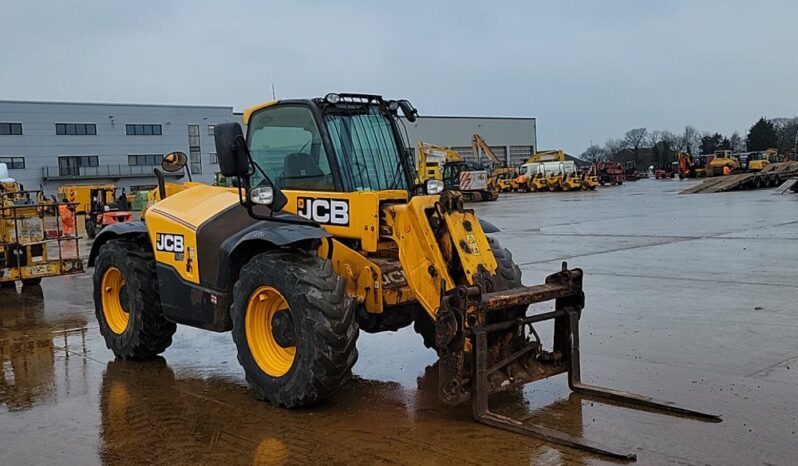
[101,267,129,334]
[245,286,296,377]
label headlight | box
[250,186,274,205]
[325,93,341,104]
[425,179,444,195]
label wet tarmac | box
[1,179,797,465]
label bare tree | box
[581,144,607,163]
[677,125,700,154]
[623,128,648,164]
[773,117,798,153]
[647,130,678,169]
[729,132,744,152]
[604,138,627,159]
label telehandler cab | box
[90,93,719,460]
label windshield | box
[323,105,411,192]
[247,105,334,191]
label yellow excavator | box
[744,148,778,172]
[708,150,741,176]
[416,141,497,202]
[89,93,719,461]
[472,134,516,193]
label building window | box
[129,184,157,192]
[128,154,163,166]
[0,156,25,169]
[126,124,162,135]
[188,124,202,174]
[58,155,99,176]
[0,123,23,135]
[56,123,97,135]
[209,153,218,164]
[208,125,215,136]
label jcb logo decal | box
[156,233,184,253]
[297,197,349,226]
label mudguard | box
[88,221,148,266]
[479,218,501,233]
[209,220,330,291]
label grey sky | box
[1,1,796,155]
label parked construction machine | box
[89,93,719,460]
[490,167,519,192]
[740,148,778,172]
[708,150,741,176]
[58,183,116,214]
[677,152,710,178]
[1,164,83,287]
[519,159,585,192]
[416,141,497,202]
[594,161,625,185]
[59,184,135,238]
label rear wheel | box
[231,252,358,408]
[94,239,176,359]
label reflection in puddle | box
[0,287,88,412]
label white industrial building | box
[403,116,537,167]
[0,100,536,193]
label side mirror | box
[398,100,417,122]
[214,122,251,178]
[162,151,187,172]
[212,121,287,215]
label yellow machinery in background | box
[1,165,83,287]
[580,166,599,190]
[415,142,445,184]
[89,93,719,460]
[518,149,593,192]
[58,183,116,214]
[744,148,778,172]
[708,150,741,176]
[677,152,709,178]
[490,167,518,192]
[416,141,497,202]
[472,134,515,193]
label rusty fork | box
[467,265,721,462]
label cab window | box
[247,105,334,191]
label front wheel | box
[231,252,358,408]
[93,239,176,359]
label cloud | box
[1,0,797,155]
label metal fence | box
[42,165,184,180]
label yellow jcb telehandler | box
[89,93,719,460]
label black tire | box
[86,218,97,239]
[21,278,42,287]
[486,237,523,290]
[0,281,15,290]
[93,239,176,359]
[230,252,358,408]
